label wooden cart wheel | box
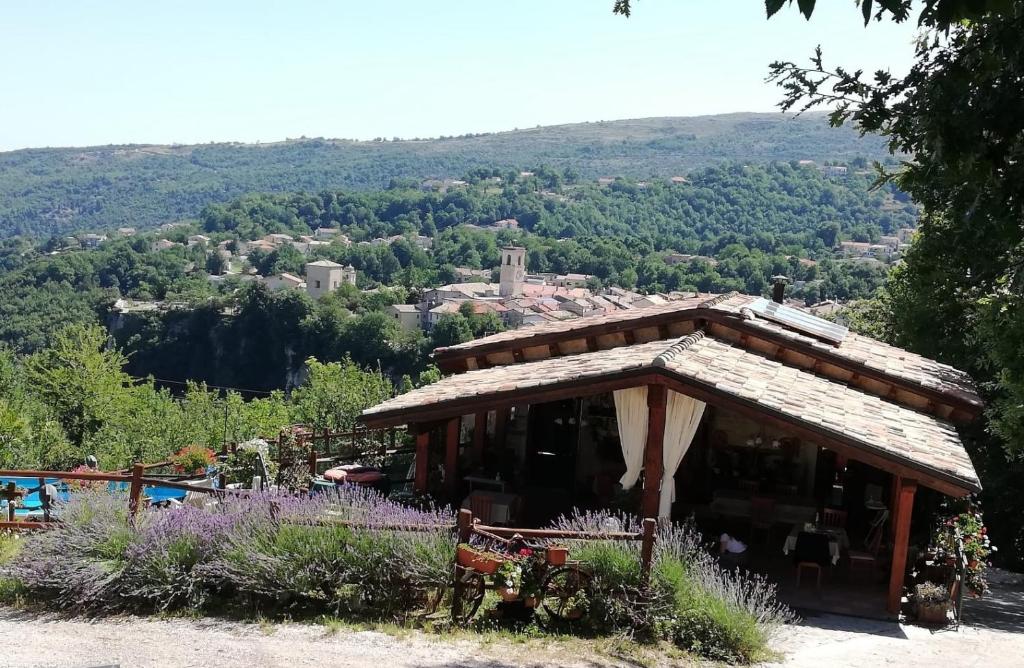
[540,565,593,624]
[452,568,485,624]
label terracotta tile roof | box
[656,334,980,492]
[363,331,980,494]
[433,292,981,411]
[710,303,981,409]
[364,339,669,418]
[433,293,716,354]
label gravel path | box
[0,609,629,668]
[761,568,1024,668]
[2,570,1022,668]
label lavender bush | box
[1,486,454,619]
[551,510,794,663]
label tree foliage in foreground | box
[0,325,393,471]
[768,2,1024,565]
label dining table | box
[782,524,850,565]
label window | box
[517,255,522,265]
[506,255,511,265]
[315,280,321,289]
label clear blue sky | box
[0,1,919,151]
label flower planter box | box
[546,546,568,566]
[916,601,950,625]
[456,545,502,574]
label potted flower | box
[170,446,216,475]
[496,559,524,601]
[930,501,996,597]
[456,543,503,574]
[914,581,950,625]
[518,549,544,607]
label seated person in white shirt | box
[719,533,748,564]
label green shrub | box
[553,511,792,663]
[655,556,768,663]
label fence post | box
[307,445,318,482]
[128,462,145,518]
[457,508,473,543]
[452,508,474,621]
[38,477,50,522]
[640,517,657,587]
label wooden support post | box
[445,417,461,498]
[452,508,474,621]
[494,407,510,450]
[889,474,901,545]
[641,384,667,520]
[128,462,145,519]
[414,427,430,494]
[640,517,657,587]
[472,411,487,466]
[887,478,917,615]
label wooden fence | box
[249,426,409,486]
[0,464,241,531]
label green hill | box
[0,113,890,238]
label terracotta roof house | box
[361,292,982,617]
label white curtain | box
[659,391,706,518]
[613,387,648,490]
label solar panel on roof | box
[746,297,849,345]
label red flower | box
[518,548,533,557]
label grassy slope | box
[0,113,890,237]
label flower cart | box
[453,532,592,625]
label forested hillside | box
[0,113,892,237]
[0,162,907,391]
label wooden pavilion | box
[360,292,982,615]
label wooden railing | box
[0,464,241,531]
[267,426,409,485]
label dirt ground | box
[762,568,1024,668]
[1,570,1021,668]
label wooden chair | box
[822,507,848,529]
[794,532,831,593]
[848,524,884,579]
[468,493,494,525]
[749,496,776,543]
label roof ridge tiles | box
[653,329,706,367]
[697,291,739,309]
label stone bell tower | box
[498,246,526,297]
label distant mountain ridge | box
[0,113,891,238]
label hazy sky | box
[0,1,920,151]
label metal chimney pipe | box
[771,275,789,304]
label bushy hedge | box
[0,495,792,663]
[1,488,454,618]
[554,512,794,663]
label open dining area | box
[359,292,984,618]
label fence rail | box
[0,464,239,530]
